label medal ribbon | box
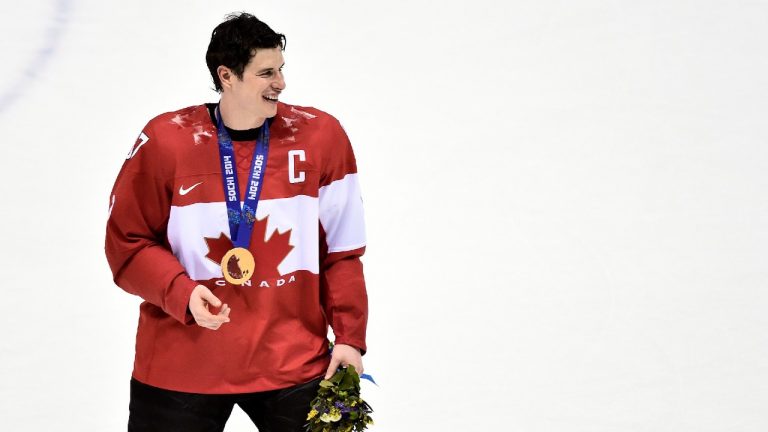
[215,106,271,248]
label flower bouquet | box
[305,364,374,431]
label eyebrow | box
[256,63,285,73]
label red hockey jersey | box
[105,102,368,394]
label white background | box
[1,0,767,430]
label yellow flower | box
[307,409,318,420]
[329,408,342,422]
[320,408,342,423]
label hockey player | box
[105,13,368,431]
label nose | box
[272,70,286,91]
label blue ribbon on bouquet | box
[361,373,377,386]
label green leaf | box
[340,372,356,391]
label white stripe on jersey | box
[166,173,366,281]
[319,173,367,253]
[168,195,321,280]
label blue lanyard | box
[215,106,270,248]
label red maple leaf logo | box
[204,215,294,279]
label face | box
[219,47,286,120]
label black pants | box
[128,376,323,432]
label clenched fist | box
[324,344,363,379]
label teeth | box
[264,95,278,101]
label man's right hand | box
[189,285,231,330]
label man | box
[105,13,368,431]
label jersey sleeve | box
[318,117,369,354]
[104,122,198,324]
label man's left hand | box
[324,344,363,379]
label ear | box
[217,66,234,90]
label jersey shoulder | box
[276,102,335,123]
[124,105,213,175]
[146,104,213,138]
[274,102,348,149]
[140,104,215,154]
[275,102,344,135]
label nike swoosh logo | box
[179,182,203,196]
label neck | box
[218,95,266,130]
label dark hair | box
[205,12,286,92]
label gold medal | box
[221,247,255,285]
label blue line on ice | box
[0,0,73,116]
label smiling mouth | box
[263,95,278,103]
